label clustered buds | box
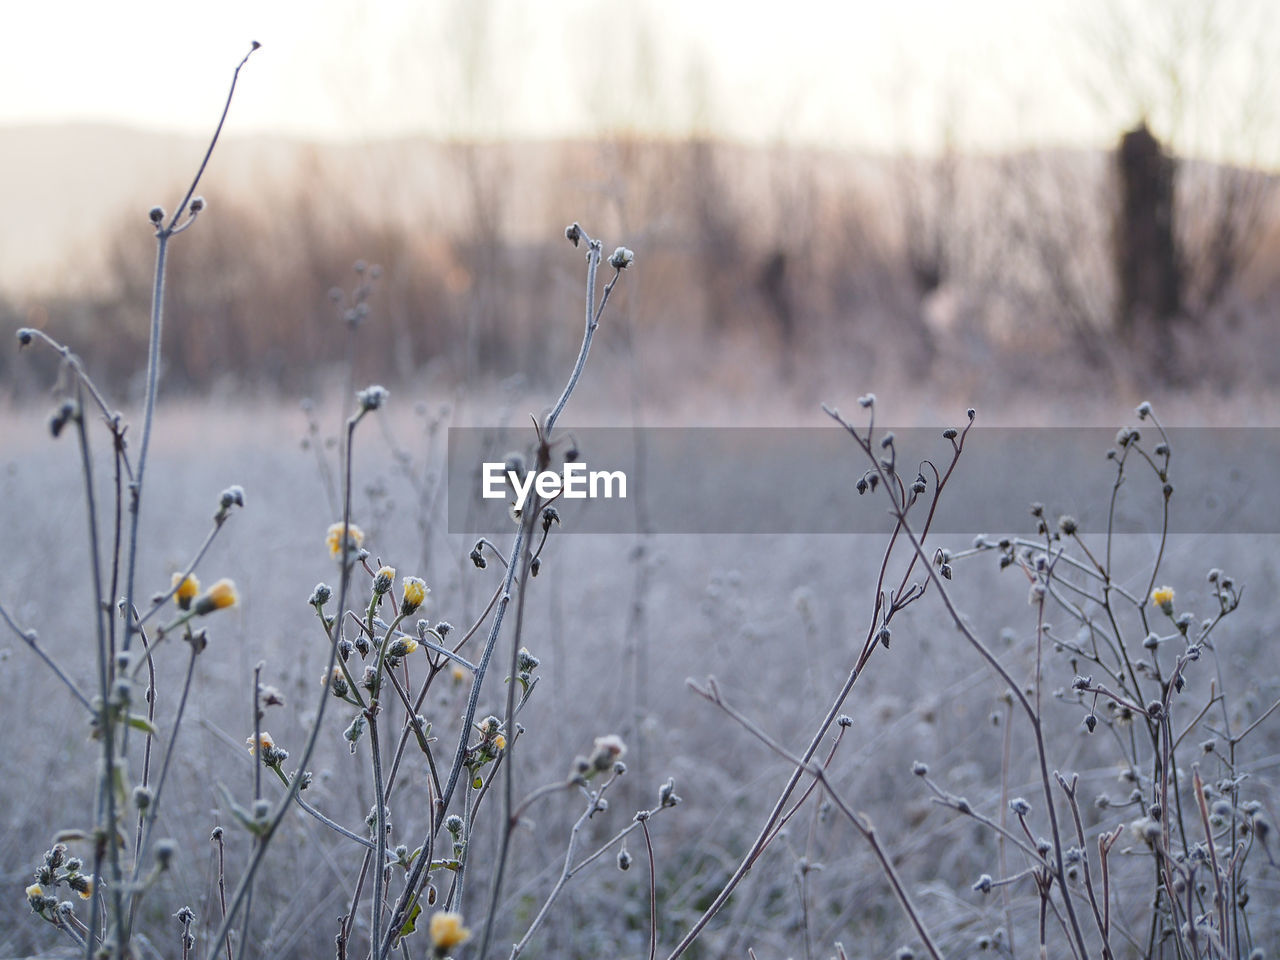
[25,845,95,916]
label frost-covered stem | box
[691,679,944,960]
[72,387,128,960]
[382,226,624,960]
[475,505,537,960]
[122,37,258,663]
[369,715,387,958]
[881,499,1090,960]
[378,519,525,960]
[481,230,624,960]
[511,783,659,959]
[641,817,658,960]
[545,241,622,438]
[128,643,199,930]
[0,603,92,711]
[545,236,601,433]
[207,411,363,959]
[20,330,129,462]
[120,230,168,663]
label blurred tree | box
[1114,121,1181,355]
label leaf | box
[398,901,422,938]
[127,715,159,735]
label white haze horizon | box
[8,0,1279,167]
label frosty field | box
[3,391,1277,959]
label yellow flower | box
[194,578,238,616]
[451,664,466,684]
[429,911,471,950]
[401,576,428,615]
[246,731,275,756]
[326,521,365,558]
[493,734,506,751]
[25,883,42,900]
[75,876,93,900]
[172,572,200,610]
[1151,586,1175,613]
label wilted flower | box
[246,731,289,766]
[589,734,626,771]
[246,731,275,755]
[172,573,200,610]
[194,579,238,616]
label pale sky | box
[5,0,1278,164]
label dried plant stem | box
[207,410,364,958]
[478,230,621,960]
[72,386,127,960]
[690,679,944,960]
[369,715,388,958]
[381,227,624,960]
[128,643,199,930]
[664,432,958,959]
[640,816,658,960]
[863,465,1091,960]
[0,602,92,711]
[510,778,660,959]
[378,519,524,959]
